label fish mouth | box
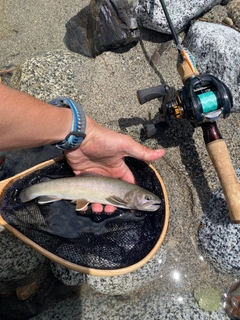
[140,201,161,212]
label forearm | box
[0,83,73,151]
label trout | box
[19,175,161,211]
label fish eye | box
[145,194,153,200]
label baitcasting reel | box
[137,71,233,139]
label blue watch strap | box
[49,97,86,150]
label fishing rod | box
[137,0,240,223]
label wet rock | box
[50,262,85,286]
[0,272,73,320]
[184,21,240,109]
[0,228,45,281]
[197,169,240,274]
[16,281,38,301]
[30,291,228,320]
[64,0,140,58]
[86,246,167,295]
[134,0,222,34]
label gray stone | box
[30,290,229,319]
[50,262,85,286]
[184,21,240,109]
[134,0,222,34]
[0,227,45,281]
[86,246,167,295]
[197,168,240,274]
[64,0,140,58]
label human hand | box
[65,116,165,213]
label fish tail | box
[19,189,32,202]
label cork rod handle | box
[206,139,240,223]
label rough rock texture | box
[134,0,222,34]
[85,246,167,295]
[0,227,45,281]
[64,0,140,57]
[227,0,240,28]
[199,4,229,24]
[50,263,85,286]
[197,169,240,274]
[30,291,228,320]
[184,21,240,109]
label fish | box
[19,175,161,212]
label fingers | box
[130,145,165,162]
[78,203,116,214]
[91,203,116,213]
[121,135,165,162]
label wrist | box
[49,97,86,150]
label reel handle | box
[137,85,167,105]
[206,139,240,223]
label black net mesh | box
[0,157,165,270]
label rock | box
[223,16,234,27]
[134,0,222,34]
[64,0,140,58]
[0,228,45,281]
[197,169,240,274]
[50,262,85,286]
[16,281,38,300]
[184,21,240,109]
[86,246,167,295]
[226,0,240,28]
[199,4,228,24]
[221,0,232,4]
[29,291,228,320]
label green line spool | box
[198,91,218,113]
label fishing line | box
[159,0,197,73]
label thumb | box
[125,140,165,162]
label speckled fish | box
[19,175,161,211]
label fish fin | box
[38,196,61,204]
[40,177,51,183]
[75,199,89,211]
[79,172,104,177]
[106,196,128,207]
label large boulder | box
[134,0,223,33]
[64,0,139,57]
[184,21,240,109]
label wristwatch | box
[49,97,86,150]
